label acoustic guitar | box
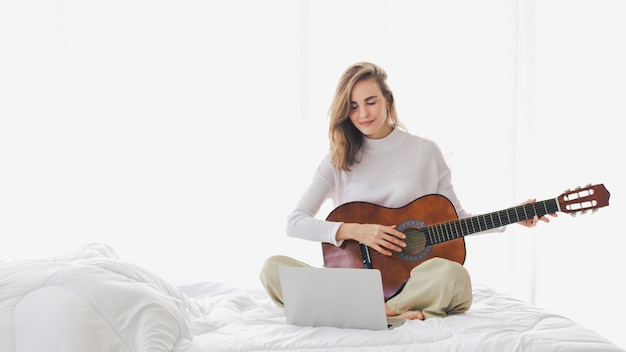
[322,184,610,300]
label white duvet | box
[1,244,623,352]
[0,244,197,352]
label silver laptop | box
[278,266,405,330]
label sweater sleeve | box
[286,156,343,246]
[431,142,470,220]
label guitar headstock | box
[558,183,610,216]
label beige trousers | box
[259,255,472,319]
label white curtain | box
[1,0,624,347]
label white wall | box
[1,0,624,348]
[531,0,625,344]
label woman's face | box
[348,78,392,139]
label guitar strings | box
[364,199,560,259]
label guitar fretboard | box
[425,198,560,245]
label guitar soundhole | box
[396,219,432,262]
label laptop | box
[278,266,405,330]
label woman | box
[260,62,552,320]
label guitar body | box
[322,194,466,300]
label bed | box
[1,243,623,352]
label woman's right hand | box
[336,223,407,256]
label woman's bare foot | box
[396,310,424,320]
[385,303,425,320]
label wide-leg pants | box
[259,255,472,319]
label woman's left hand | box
[518,198,558,227]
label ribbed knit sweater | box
[286,128,490,246]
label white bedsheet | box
[1,244,622,352]
[175,282,624,352]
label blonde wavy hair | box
[328,62,405,171]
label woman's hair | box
[328,62,405,171]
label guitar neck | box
[425,198,560,245]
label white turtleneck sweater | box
[286,128,486,246]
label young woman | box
[260,62,552,320]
